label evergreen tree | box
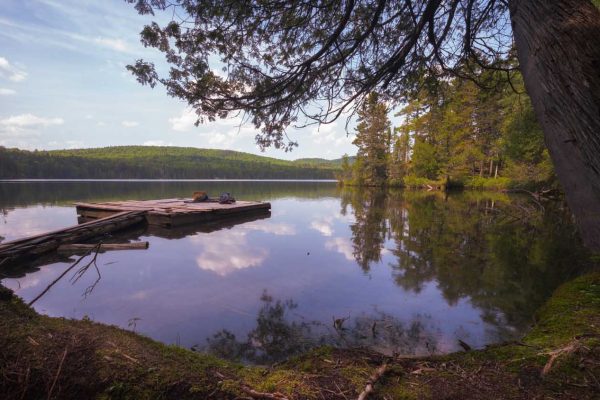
[352,93,391,187]
[389,128,410,186]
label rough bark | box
[510,0,600,251]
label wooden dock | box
[0,198,271,267]
[75,198,271,227]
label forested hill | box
[0,146,343,179]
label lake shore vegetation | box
[338,73,553,192]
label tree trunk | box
[510,0,600,252]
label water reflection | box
[341,188,588,332]
[0,181,590,363]
[203,291,439,364]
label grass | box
[464,176,512,190]
[1,272,599,399]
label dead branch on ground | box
[357,363,388,400]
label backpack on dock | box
[192,191,208,202]
[218,192,236,204]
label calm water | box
[0,181,589,363]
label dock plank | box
[76,198,271,227]
[1,198,271,267]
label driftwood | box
[240,386,290,400]
[0,211,146,265]
[212,371,289,400]
[357,363,388,400]
[57,242,149,252]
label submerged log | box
[57,242,149,252]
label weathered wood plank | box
[0,211,142,250]
[75,198,271,227]
[0,211,146,265]
[1,197,271,267]
[57,242,149,252]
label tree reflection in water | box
[203,291,314,364]
[202,290,438,364]
[202,188,588,364]
[343,188,589,335]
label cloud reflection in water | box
[192,221,296,276]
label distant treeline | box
[0,146,343,179]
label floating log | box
[0,211,146,266]
[57,242,149,252]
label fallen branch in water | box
[357,363,388,400]
[69,244,102,298]
[28,243,102,306]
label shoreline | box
[1,272,598,399]
[0,179,338,183]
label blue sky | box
[0,0,369,160]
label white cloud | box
[208,132,228,145]
[121,120,139,128]
[310,121,353,146]
[0,113,64,135]
[168,108,262,150]
[0,88,16,95]
[169,108,198,132]
[93,37,129,52]
[143,140,173,146]
[0,57,27,82]
[65,140,84,149]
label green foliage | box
[336,154,354,184]
[391,73,552,189]
[500,90,554,186]
[351,93,391,187]
[335,72,552,190]
[410,140,439,180]
[464,176,512,190]
[0,146,341,179]
[388,129,410,184]
[402,175,444,189]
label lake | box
[0,180,589,364]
